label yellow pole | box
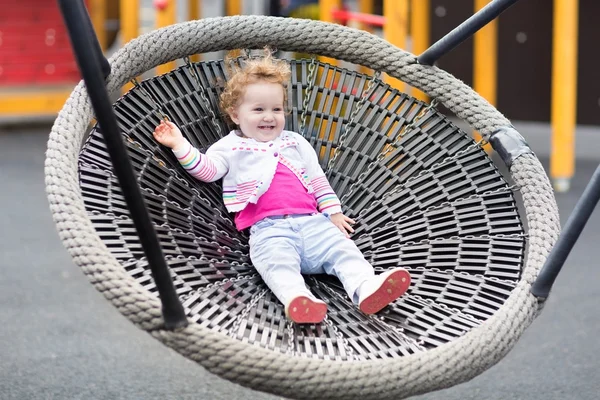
[473,0,497,108]
[121,0,140,92]
[319,0,341,67]
[189,0,200,20]
[226,0,242,16]
[410,0,429,101]
[383,0,408,90]
[550,0,579,192]
[120,0,140,44]
[156,0,177,75]
[189,0,202,62]
[358,0,374,75]
[473,0,496,152]
[358,0,374,27]
[89,0,106,50]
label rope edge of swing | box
[44,16,561,400]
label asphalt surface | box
[1,125,599,400]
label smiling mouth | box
[258,126,275,130]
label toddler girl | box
[153,52,410,324]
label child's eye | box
[274,107,283,112]
[254,108,263,111]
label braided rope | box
[45,16,560,399]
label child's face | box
[229,81,285,142]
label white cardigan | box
[173,130,343,214]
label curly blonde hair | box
[219,49,291,126]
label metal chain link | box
[379,182,522,222]
[318,276,427,358]
[361,182,526,249]
[321,314,360,361]
[183,56,223,136]
[130,77,171,122]
[285,320,296,355]
[381,231,528,252]
[375,135,490,204]
[228,287,268,339]
[377,98,440,162]
[368,313,427,354]
[311,278,361,361]
[118,131,167,168]
[299,57,317,136]
[326,71,382,173]
[178,273,257,304]
[340,97,439,204]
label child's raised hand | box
[153,120,185,150]
[329,213,355,238]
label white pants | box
[249,213,375,306]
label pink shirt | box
[234,162,318,230]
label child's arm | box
[295,135,342,215]
[296,135,356,236]
[172,139,228,182]
[154,121,228,182]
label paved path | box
[1,126,598,399]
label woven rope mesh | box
[78,58,526,360]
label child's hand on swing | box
[330,213,355,238]
[153,120,185,151]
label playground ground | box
[1,122,599,399]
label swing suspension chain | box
[326,70,383,173]
[377,183,523,225]
[285,320,296,355]
[340,97,440,204]
[178,273,258,304]
[228,288,268,339]
[128,78,184,169]
[184,56,223,136]
[380,98,440,160]
[375,134,491,205]
[299,57,318,136]
[312,278,360,361]
[130,77,171,122]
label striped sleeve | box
[311,175,342,214]
[172,138,228,183]
[293,132,343,215]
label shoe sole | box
[359,269,411,315]
[287,296,327,324]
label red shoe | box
[285,295,327,324]
[358,268,411,315]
